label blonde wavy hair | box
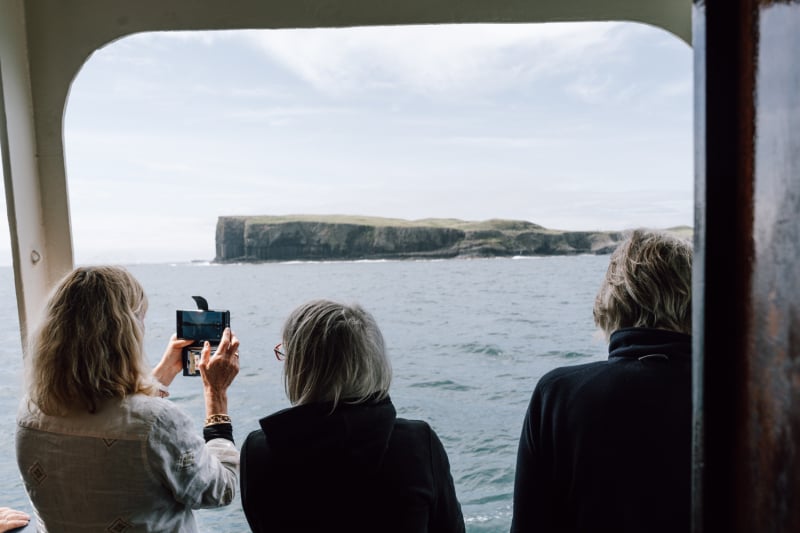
[282,299,392,407]
[27,266,154,415]
[593,230,692,339]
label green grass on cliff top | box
[236,214,546,231]
[233,214,693,236]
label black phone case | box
[176,309,230,376]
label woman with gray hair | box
[16,266,241,532]
[241,299,465,533]
[511,230,693,533]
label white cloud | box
[221,105,354,124]
[240,22,631,95]
[565,74,615,103]
[428,135,560,149]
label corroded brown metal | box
[749,2,800,530]
[694,1,800,532]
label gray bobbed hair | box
[282,299,392,407]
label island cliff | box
[214,215,653,262]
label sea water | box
[0,255,610,532]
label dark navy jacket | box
[511,328,692,533]
[241,396,465,533]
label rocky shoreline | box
[213,215,661,262]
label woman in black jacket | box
[511,230,693,533]
[241,299,465,533]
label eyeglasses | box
[274,342,286,361]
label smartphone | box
[176,309,231,376]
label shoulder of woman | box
[390,417,444,450]
[392,417,433,433]
[125,393,195,433]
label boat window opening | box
[0,22,692,530]
[62,23,692,266]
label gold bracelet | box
[205,414,231,426]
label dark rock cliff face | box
[240,221,464,261]
[215,216,628,262]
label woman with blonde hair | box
[511,230,693,533]
[16,266,241,532]
[241,299,465,533]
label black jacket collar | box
[608,327,692,362]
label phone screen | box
[177,309,231,376]
[177,310,230,346]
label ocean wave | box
[459,342,505,357]
[408,379,475,392]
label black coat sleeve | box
[428,428,466,533]
[240,429,270,533]
[510,384,562,533]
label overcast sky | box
[1,22,692,265]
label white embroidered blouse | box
[16,394,239,532]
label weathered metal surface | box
[750,2,800,530]
[694,0,800,531]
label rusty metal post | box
[693,1,800,531]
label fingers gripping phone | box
[177,296,231,377]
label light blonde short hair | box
[282,299,392,407]
[27,266,153,415]
[593,230,692,339]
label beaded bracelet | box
[205,414,232,426]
